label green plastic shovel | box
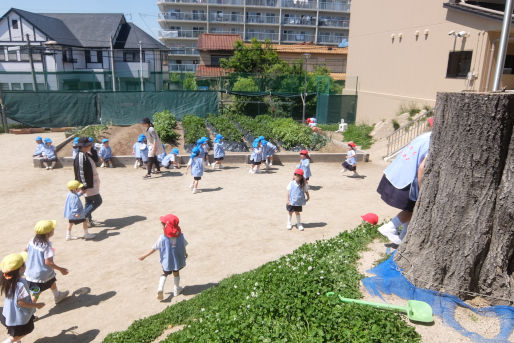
[326,292,434,323]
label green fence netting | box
[4,92,99,128]
[316,94,357,124]
[100,91,219,125]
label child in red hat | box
[139,214,188,300]
[296,150,312,183]
[286,168,310,231]
[341,142,358,176]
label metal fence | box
[385,113,432,160]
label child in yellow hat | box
[24,220,69,305]
[0,252,45,343]
[64,180,96,241]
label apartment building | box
[157,0,350,72]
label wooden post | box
[0,88,8,133]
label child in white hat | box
[64,180,96,240]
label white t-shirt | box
[286,181,309,192]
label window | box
[23,83,33,91]
[20,48,29,62]
[446,51,472,78]
[504,55,514,74]
[11,20,18,29]
[211,55,226,67]
[8,50,17,61]
[0,83,9,90]
[123,50,144,62]
[0,48,5,61]
[63,49,74,63]
[85,50,101,63]
[11,83,21,90]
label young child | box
[297,150,312,183]
[186,147,204,194]
[64,180,96,240]
[24,220,69,305]
[286,168,310,231]
[1,252,44,343]
[249,138,263,174]
[99,139,113,168]
[341,142,358,176]
[138,214,187,300]
[212,134,225,169]
[33,137,44,157]
[161,148,181,169]
[41,138,57,170]
[196,137,210,167]
[72,137,80,159]
[261,139,277,169]
[132,135,145,168]
[156,144,167,171]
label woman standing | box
[141,117,164,179]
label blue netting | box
[362,253,514,343]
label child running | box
[1,252,44,343]
[249,138,263,174]
[132,134,145,168]
[212,134,225,169]
[286,168,310,231]
[99,139,113,168]
[64,180,96,240]
[261,139,277,169]
[41,138,57,170]
[341,142,358,176]
[297,150,312,183]
[139,214,187,300]
[161,148,181,169]
[33,137,44,157]
[197,137,210,167]
[186,146,204,194]
[24,220,69,305]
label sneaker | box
[192,188,198,194]
[143,174,151,179]
[54,290,69,304]
[340,169,346,173]
[157,290,164,300]
[189,183,194,189]
[378,222,401,245]
[83,233,96,240]
[65,234,78,241]
[211,163,216,169]
[133,161,139,169]
[286,223,293,230]
[173,286,183,297]
[269,162,273,166]
[218,165,223,169]
[100,162,105,168]
[297,225,304,231]
[249,168,253,174]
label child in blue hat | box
[186,147,204,194]
[261,139,278,169]
[212,134,225,169]
[98,139,113,168]
[33,136,44,157]
[156,144,167,171]
[72,137,80,159]
[249,138,263,174]
[41,138,57,170]
[161,148,181,169]
[132,134,146,169]
[196,137,211,167]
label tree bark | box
[395,92,514,306]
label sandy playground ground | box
[0,132,491,342]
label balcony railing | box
[159,30,205,38]
[210,28,244,35]
[245,31,279,41]
[158,0,208,4]
[159,12,207,21]
[209,13,244,23]
[282,33,315,42]
[246,15,279,24]
[282,16,316,26]
[318,18,349,28]
[246,0,279,7]
[281,0,316,9]
[319,1,351,12]
[169,47,199,55]
[169,64,198,72]
[208,0,243,5]
[317,34,346,44]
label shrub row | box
[182,115,209,144]
[153,110,179,144]
[206,114,244,142]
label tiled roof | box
[197,33,242,51]
[269,43,347,55]
[196,65,228,78]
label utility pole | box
[26,34,38,92]
[301,53,311,124]
[492,0,513,91]
[139,41,144,91]
[110,35,116,91]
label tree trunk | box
[395,92,514,306]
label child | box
[341,142,358,176]
[72,137,79,159]
[297,150,312,183]
[161,148,181,169]
[64,180,96,240]
[249,138,263,174]
[33,137,44,157]
[186,147,203,194]
[155,144,167,172]
[138,214,187,300]
[261,139,278,169]
[212,134,225,169]
[197,137,210,167]
[1,252,44,343]
[132,135,145,168]
[24,220,69,305]
[286,168,310,231]
[99,139,113,168]
[41,138,57,170]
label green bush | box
[206,114,243,142]
[103,223,420,343]
[271,117,313,149]
[182,115,209,144]
[153,110,179,144]
[343,124,374,150]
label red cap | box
[159,214,181,238]
[300,149,309,155]
[428,117,434,127]
[348,141,356,148]
[361,213,379,225]
[306,118,312,123]
[294,168,304,176]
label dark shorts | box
[342,161,356,171]
[162,268,182,275]
[43,157,57,162]
[251,160,261,165]
[0,314,35,337]
[214,157,224,161]
[193,176,201,181]
[28,277,56,293]
[69,219,86,225]
[286,204,303,213]
[305,177,310,181]
[377,175,415,212]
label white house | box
[0,8,169,91]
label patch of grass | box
[392,119,400,130]
[73,124,109,142]
[318,123,339,131]
[103,223,420,343]
[397,103,421,117]
[343,124,374,150]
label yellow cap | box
[1,252,28,273]
[34,220,56,235]
[67,180,84,190]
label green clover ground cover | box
[206,114,244,142]
[182,115,210,144]
[103,224,420,343]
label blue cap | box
[191,146,201,157]
[102,138,109,143]
[252,138,261,148]
[172,148,179,155]
[88,137,94,142]
[197,137,208,145]
[35,136,42,141]
[73,137,79,144]
[261,139,268,145]
[258,136,265,141]
[214,134,224,143]
[43,138,52,143]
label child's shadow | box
[309,185,323,191]
[160,171,183,177]
[218,166,239,170]
[302,222,327,229]
[200,187,223,193]
[93,215,146,241]
[347,174,366,179]
[37,287,116,320]
[161,282,218,303]
[34,326,99,343]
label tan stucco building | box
[345,0,514,123]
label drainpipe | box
[492,0,513,91]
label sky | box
[0,0,161,39]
